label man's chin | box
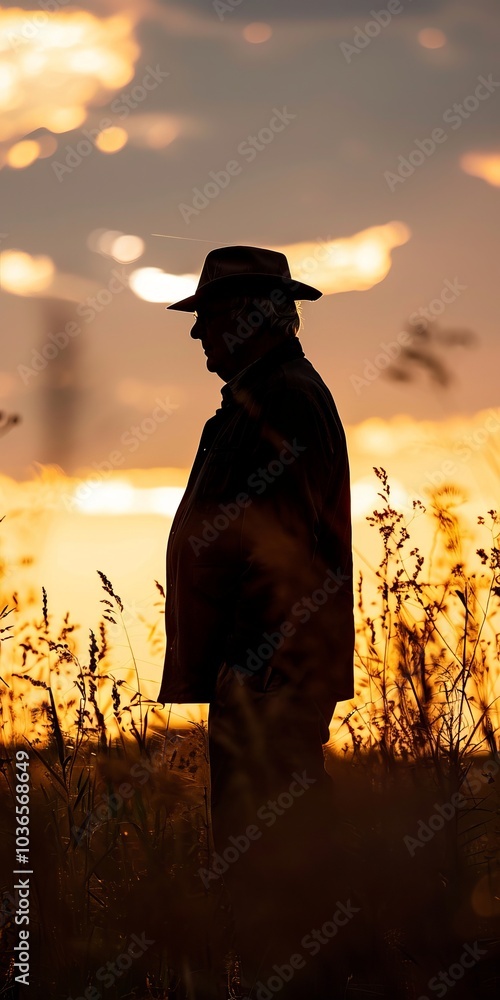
[205,356,227,379]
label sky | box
[1,0,499,478]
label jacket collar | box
[220,337,305,407]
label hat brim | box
[165,272,322,312]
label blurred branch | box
[385,320,477,388]
[0,411,21,437]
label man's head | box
[190,293,301,380]
[165,244,321,381]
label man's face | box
[190,298,240,381]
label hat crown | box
[165,243,322,310]
[199,245,291,287]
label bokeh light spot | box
[243,23,272,44]
[0,250,54,295]
[110,234,145,263]
[95,125,128,153]
[145,119,179,149]
[87,229,123,256]
[6,139,40,168]
[418,28,447,49]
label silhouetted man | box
[158,246,355,998]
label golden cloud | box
[147,221,411,301]
[274,221,410,294]
[0,8,140,144]
[460,152,500,188]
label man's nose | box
[190,319,202,340]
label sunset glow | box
[129,267,199,303]
[0,9,139,143]
[144,221,412,302]
[1,408,498,704]
[1,1,498,985]
[72,482,185,516]
[0,249,54,294]
[274,222,411,295]
[460,151,500,187]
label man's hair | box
[225,294,302,339]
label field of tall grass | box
[1,469,499,999]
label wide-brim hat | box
[165,245,322,311]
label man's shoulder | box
[262,352,337,414]
[251,354,346,455]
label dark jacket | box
[158,336,355,719]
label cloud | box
[133,222,410,302]
[0,248,114,302]
[128,268,199,303]
[460,151,500,187]
[274,222,410,295]
[0,7,140,145]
